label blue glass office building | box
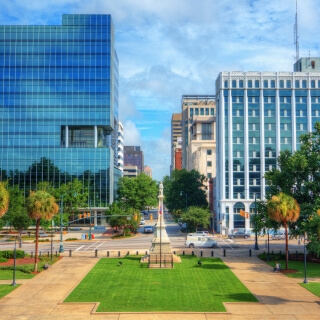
[0,14,119,206]
[215,71,320,234]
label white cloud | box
[2,0,320,181]
[123,120,142,146]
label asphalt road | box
[0,210,306,255]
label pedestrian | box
[274,262,280,272]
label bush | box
[0,250,25,259]
[0,257,8,263]
[65,238,78,241]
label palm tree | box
[0,181,9,218]
[26,190,59,272]
[267,192,300,269]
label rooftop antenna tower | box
[294,0,299,62]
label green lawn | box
[264,259,320,298]
[0,285,19,298]
[0,270,35,280]
[300,283,320,297]
[64,255,258,312]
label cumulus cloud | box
[1,0,320,180]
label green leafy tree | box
[265,122,320,255]
[117,173,158,211]
[267,192,300,269]
[181,206,211,232]
[106,202,139,235]
[7,186,31,247]
[0,181,9,218]
[26,190,59,271]
[163,169,208,213]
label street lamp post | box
[59,195,64,253]
[254,195,259,250]
[303,232,308,284]
[11,235,18,286]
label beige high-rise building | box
[171,113,182,173]
[181,95,216,227]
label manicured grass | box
[65,255,258,312]
[0,284,20,298]
[264,259,320,278]
[300,283,320,297]
[0,270,35,280]
[263,258,320,298]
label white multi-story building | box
[117,122,124,172]
[215,70,320,235]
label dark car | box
[228,231,251,239]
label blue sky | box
[1,0,320,181]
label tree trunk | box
[34,218,40,272]
[284,221,289,270]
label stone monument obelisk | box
[149,181,171,254]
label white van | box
[185,235,217,248]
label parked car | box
[139,218,146,225]
[271,232,285,240]
[144,226,153,233]
[228,231,251,239]
[188,231,209,236]
[185,235,217,248]
[181,223,187,229]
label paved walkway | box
[0,252,319,319]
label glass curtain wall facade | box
[215,71,320,234]
[0,14,119,206]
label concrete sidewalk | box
[0,253,319,319]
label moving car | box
[188,231,209,236]
[228,231,251,239]
[271,232,285,240]
[139,218,146,225]
[185,235,217,248]
[144,226,153,233]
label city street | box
[0,211,306,257]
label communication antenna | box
[294,0,299,62]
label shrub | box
[0,250,25,259]
[0,257,8,263]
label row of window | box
[231,96,320,103]
[189,108,215,116]
[225,79,320,89]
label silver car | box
[271,232,285,240]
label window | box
[239,80,244,88]
[232,80,237,88]
[207,161,212,167]
[189,108,193,116]
[279,80,284,88]
[271,80,275,88]
[207,173,212,179]
[224,80,228,88]
[286,80,291,88]
[295,80,300,88]
[254,80,259,88]
[311,80,315,88]
[302,80,307,88]
[248,80,252,88]
[263,80,268,88]
[195,108,199,115]
[202,123,212,140]
[205,108,209,115]
[210,108,214,115]
[207,149,212,155]
[200,108,204,115]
